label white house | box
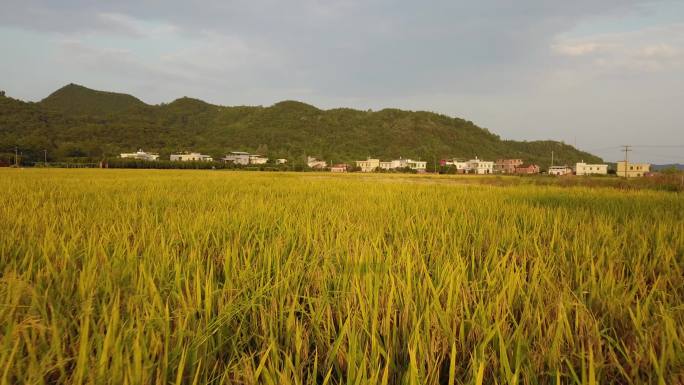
[170,152,213,162]
[443,159,470,173]
[120,149,159,161]
[379,161,392,170]
[275,158,288,165]
[307,156,327,169]
[378,158,426,172]
[452,161,469,173]
[222,151,251,165]
[405,159,427,172]
[222,152,267,165]
[249,155,268,165]
[548,166,573,176]
[380,159,407,170]
[390,159,405,169]
[356,158,380,172]
[466,158,494,174]
[575,162,608,176]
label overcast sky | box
[1,0,683,162]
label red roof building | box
[495,159,523,173]
[330,163,348,172]
[514,164,540,174]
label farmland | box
[1,169,683,384]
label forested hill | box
[0,84,602,166]
[39,84,146,115]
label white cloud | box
[552,42,604,56]
[635,43,679,59]
[159,32,283,76]
[96,12,178,38]
[551,23,684,73]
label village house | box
[548,165,573,176]
[275,158,288,165]
[222,152,268,165]
[406,159,427,172]
[575,162,608,176]
[307,156,327,169]
[616,161,650,177]
[453,161,469,173]
[380,159,407,170]
[330,163,348,172]
[356,158,380,172]
[495,159,523,174]
[170,152,213,162]
[514,164,540,174]
[442,159,470,173]
[222,151,250,165]
[119,149,159,161]
[467,157,494,174]
[249,154,268,165]
[377,158,427,172]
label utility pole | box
[621,145,632,178]
[44,149,47,165]
[14,146,18,167]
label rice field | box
[1,169,683,384]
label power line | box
[584,144,684,153]
[632,145,684,148]
[621,145,632,178]
[585,145,623,152]
[631,152,684,162]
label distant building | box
[514,164,540,174]
[275,158,288,165]
[548,166,573,176]
[406,159,427,172]
[467,158,494,174]
[222,152,267,165]
[495,159,523,174]
[356,158,380,172]
[330,163,348,172]
[120,149,159,161]
[170,152,213,162]
[442,159,470,173]
[249,155,268,165]
[378,158,426,172]
[307,156,327,169]
[382,159,407,170]
[575,162,608,176]
[616,161,650,177]
[453,161,469,173]
[222,152,250,165]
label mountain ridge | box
[1,84,602,167]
